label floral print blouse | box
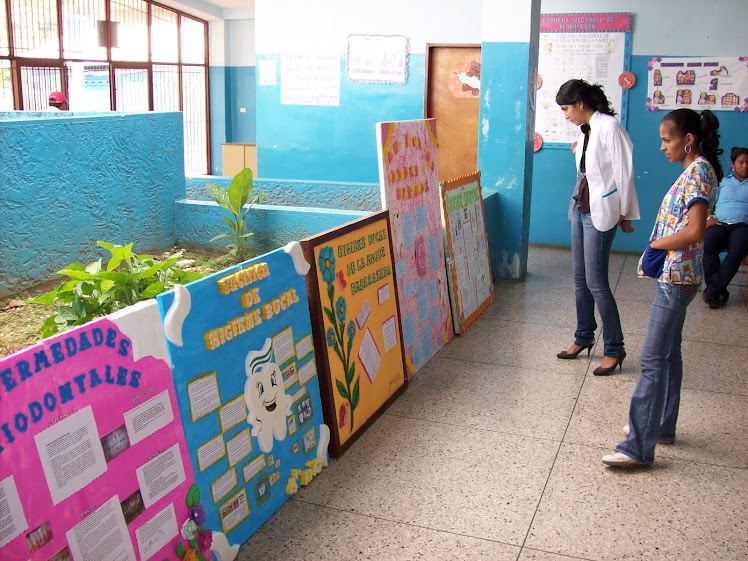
[638,157,719,284]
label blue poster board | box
[156,243,328,546]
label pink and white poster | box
[376,119,454,378]
[0,301,194,561]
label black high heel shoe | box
[557,344,593,359]
[593,352,626,376]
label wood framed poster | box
[440,171,494,334]
[376,118,454,378]
[302,211,407,458]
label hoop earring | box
[685,144,692,154]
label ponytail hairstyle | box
[661,108,724,182]
[555,79,616,116]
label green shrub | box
[205,168,262,261]
[30,241,204,338]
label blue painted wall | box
[256,54,426,182]
[529,54,747,253]
[0,112,185,297]
[478,41,536,279]
[208,65,257,176]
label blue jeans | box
[616,282,698,463]
[570,202,624,357]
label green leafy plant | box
[205,168,262,261]
[30,241,203,338]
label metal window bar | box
[11,0,59,58]
[182,64,206,175]
[20,65,61,109]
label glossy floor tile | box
[238,247,747,560]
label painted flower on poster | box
[319,245,360,432]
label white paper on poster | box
[124,390,174,445]
[187,375,220,421]
[356,300,371,329]
[272,328,295,365]
[377,283,390,304]
[66,495,136,561]
[281,52,340,106]
[295,335,313,359]
[219,396,246,433]
[135,443,186,509]
[258,59,277,86]
[211,469,237,503]
[382,316,398,353]
[226,429,251,467]
[297,359,317,385]
[358,329,381,382]
[536,31,626,144]
[0,475,28,548]
[197,435,225,472]
[135,503,178,561]
[34,405,107,506]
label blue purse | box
[641,242,667,279]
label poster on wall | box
[376,118,454,378]
[346,34,409,84]
[646,56,748,112]
[440,171,494,335]
[0,301,195,561]
[156,245,329,546]
[281,52,340,106]
[302,211,407,457]
[536,12,632,147]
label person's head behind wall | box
[48,91,68,111]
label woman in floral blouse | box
[603,108,723,467]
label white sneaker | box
[601,451,647,467]
[623,425,674,444]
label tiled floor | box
[237,246,748,561]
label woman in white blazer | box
[555,79,640,376]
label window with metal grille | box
[0,0,210,175]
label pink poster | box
[0,301,194,561]
[376,119,454,378]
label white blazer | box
[570,111,640,231]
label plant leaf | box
[229,167,254,213]
[351,377,360,409]
[141,281,165,299]
[206,183,232,211]
[186,484,200,507]
[335,380,349,401]
[222,215,237,230]
[345,362,354,385]
[323,307,336,325]
[210,233,233,242]
[175,541,185,557]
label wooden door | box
[425,45,481,183]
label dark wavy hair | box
[661,108,724,182]
[730,146,748,162]
[555,79,616,116]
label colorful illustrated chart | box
[440,171,494,334]
[647,56,748,112]
[536,12,631,147]
[0,301,194,561]
[302,212,407,457]
[156,245,328,546]
[376,119,454,378]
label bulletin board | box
[376,118,454,378]
[440,171,494,335]
[0,301,195,561]
[302,211,407,458]
[156,245,328,547]
[646,56,748,111]
[536,12,632,148]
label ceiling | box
[160,0,254,20]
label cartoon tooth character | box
[244,338,293,453]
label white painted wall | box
[482,0,540,43]
[541,0,747,55]
[227,19,255,66]
[255,0,483,55]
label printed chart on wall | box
[536,12,632,148]
[440,171,494,335]
[646,57,748,112]
[156,245,328,546]
[302,211,407,457]
[376,118,454,378]
[0,301,194,561]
